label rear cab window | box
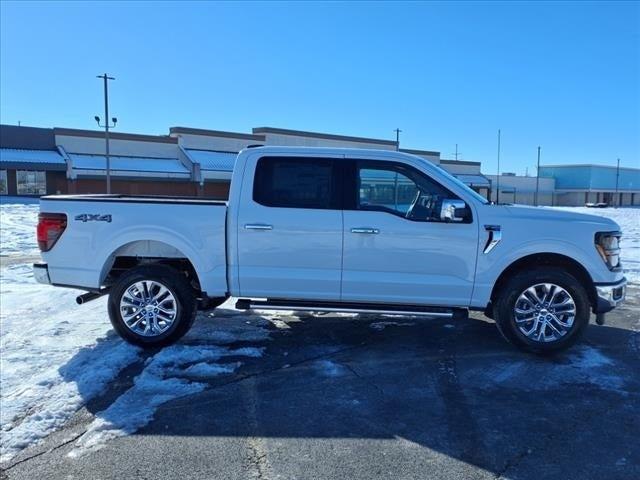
[253,157,341,209]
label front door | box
[236,155,343,300]
[341,160,479,306]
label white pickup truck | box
[34,146,627,353]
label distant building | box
[485,173,556,206]
[539,164,640,206]
[2,123,638,207]
[0,124,475,199]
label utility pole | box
[496,129,501,204]
[394,128,402,151]
[95,74,117,194]
[534,146,541,207]
[615,158,620,207]
[452,144,461,160]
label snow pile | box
[553,207,640,284]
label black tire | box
[494,267,591,354]
[108,264,197,348]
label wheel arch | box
[100,239,202,292]
[488,252,597,315]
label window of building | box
[0,170,7,195]
[16,170,46,195]
[253,157,338,209]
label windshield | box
[436,168,490,204]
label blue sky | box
[1,1,638,174]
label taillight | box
[37,213,67,252]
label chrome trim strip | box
[248,304,453,317]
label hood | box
[502,204,620,231]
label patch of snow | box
[0,202,40,257]
[469,346,624,392]
[68,345,265,457]
[313,360,347,377]
[369,321,416,331]
[0,263,141,462]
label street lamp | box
[95,74,116,194]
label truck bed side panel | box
[39,197,228,295]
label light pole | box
[496,129,501,204]
[534,146,541,206]
[615,158,620,207]
[394,128,402,151]
[95,74,117,194]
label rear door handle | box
[351,227,379,234]
[244,224,273,230]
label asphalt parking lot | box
[2,288,639,480]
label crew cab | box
[34,147,627,353]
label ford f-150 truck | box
[33,146,627,353]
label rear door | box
[236,154,344,300]
[341,158,479,306]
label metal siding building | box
[539,164,640,206]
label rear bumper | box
[33,262,51,285]
[593,278,626,314]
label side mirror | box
[440,199,467,222]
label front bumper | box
[33,262,51,285]
[593,278,626,314]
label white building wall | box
[55,135,178,158]
[440,162,480,175]
[261,132,398,151]
[486,174,555,206]
[173,133,263,152]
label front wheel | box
[494,267,591,354]
[108,265,197,348]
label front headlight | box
[595,231,622,270]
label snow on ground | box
[0,200,41,257]
[0,201,638,462]
[0,202,277,462]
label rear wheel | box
[108,265,197,348]
[494,267,591,354]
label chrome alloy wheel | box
[514,283,576,343]
[119,280,177,337]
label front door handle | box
[351,227,379,234]
[245,224,273,230]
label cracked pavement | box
[2,289,639,480]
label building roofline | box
[440,159,480,166]
[252,127,397,146]
[0,161,67,171]
[170,126,265,141]
[66,152,181,160]
[54,128,178,144]
[399,148,441,157]
[540,163,640,172]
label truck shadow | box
[58,308,640,478]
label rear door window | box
[253,157,340,209]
